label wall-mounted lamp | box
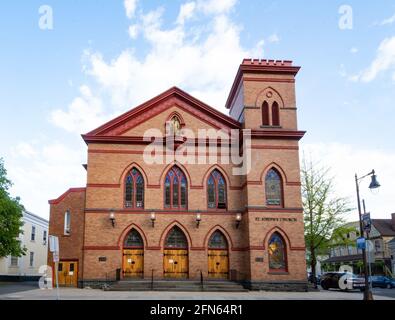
[235,213,242,229]
[109,210,115,228]
[196,212,202,228]
[150,212,156,228]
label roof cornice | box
[83,86,241,141]
[226,59,301,110]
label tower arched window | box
[265,168,283,206]
[164,166,187,209]
[262,100,280,126]
[268,232,287,272]
[207,170,227,209]
[262,101,270,126]
[125,168,144,208]
[272,101,280,126]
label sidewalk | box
[0,286,394,300]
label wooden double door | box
[57,261,78,287]
[163,249,189,278]
[123,249,144,278]
[208,250,229,279]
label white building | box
[0,211,49,281]
[324,214,395,275]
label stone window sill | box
[260,125,282,129]
[268,271,289,275]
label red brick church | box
[48,59,307,291]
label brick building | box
[48,59,307,291]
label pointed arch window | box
[268,232,287,272]
[262,100,280,126]
[208,231,228,249]
[124,229,144,248]
[125,168,144,208]
[272,101,280,126]
[262,101,270,126]
[165,226,188,248]
[64,210,71,235]
[207,170,227,209]
[164,166,187,209]
[265,168,283,206]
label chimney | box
[392,213,395,230]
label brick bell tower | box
[226,59,307,290]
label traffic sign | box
[49,235,59,253]
[357,237,366,250]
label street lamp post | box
[355,169,380,301]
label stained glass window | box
[268,232,287,271]
[208,231,228,249]
[265,168,282,206]
[125,168,144,208]
[165,227,188,248]
[207,170,227,209]
[164,166,187,208]
[124,229,144,247]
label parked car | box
[320,272,365,291]
[369,276,395,289]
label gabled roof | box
[372,219,395,237]
[82,86,241,143]
[48,188,86,205]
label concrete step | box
[105,280,247,292]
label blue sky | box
[0,0,394,220]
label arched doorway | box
[122,229,144,278]
[163,226,189,278]
[208,231,229,279]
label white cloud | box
[380,13,395,25]
[11,142,38,159]
[301,142,395,220]
[128,24,139,39]
[77,1,261,116]
[350,47,358,54]
[51,1,275,133]
[268,34,280,43]
[177,2,196,25]
[198,0,237,15]
[5,140,86,219]
[351,37,395,82]
[124,0,138,19]
[50,85,107,134]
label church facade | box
[48,59,307,291]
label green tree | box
[302,157,355,288]
[0,158,26,258]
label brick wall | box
[48,189,86,284]
[48,60,307,289]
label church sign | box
[255,217,297,222]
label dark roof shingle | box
[372,219,395,236]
